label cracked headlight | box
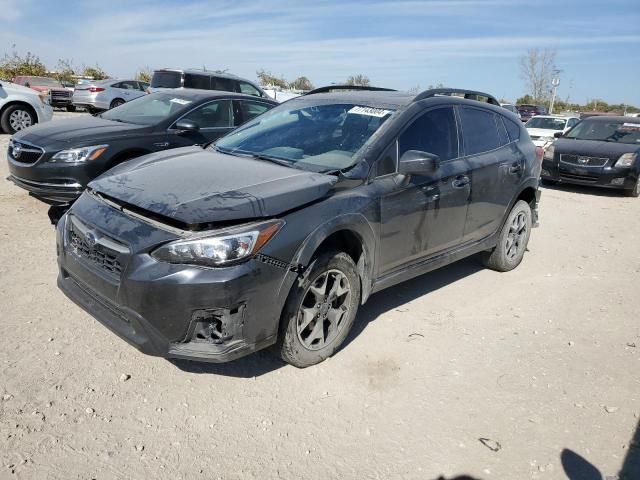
[151,220,284,267]
[50,144,108,163]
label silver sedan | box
[72,79,149,113]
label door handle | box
[452,175,470,188]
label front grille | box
[8,142,44,165]
[560,154,609,167]
[560,172,600,183]
[50,90,72,100]
[69,229,123,276]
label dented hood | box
[89,147,337,226]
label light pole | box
[549,72,561,114]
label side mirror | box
[24,82,30,88]
[175,120,200,132]
[399,150,440,175]
[553,131,564,138]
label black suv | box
[56,86,542,368]
[150,69,268,98]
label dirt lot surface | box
[0,111,638,480]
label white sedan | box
[525,115,580,149]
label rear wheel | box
[482,200,532,272]
[110,98,125,109]
[624,178,640,198]
[276,250,361,368]
[1,105,35,134]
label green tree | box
[135,66,153,83]
[289,76,314,91]
[0,45,47,79]
[345,74,370,86]
[82,64,107,80]
[54,58,76,85]
[256,69,287,88]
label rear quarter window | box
[459,107,501,155]
[504,117,521,142]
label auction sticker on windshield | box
[170,98,192,105]
[348,106,392,118]
[620,123,640,131]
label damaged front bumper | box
[55,196,297,363]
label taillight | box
[88,87,105,93]
[535,146,544,163]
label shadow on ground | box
[541,182,628,198]
[171,256,483,377]
[561,418,640,479]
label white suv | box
[0,80,54,134]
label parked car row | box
[5,85,543,368]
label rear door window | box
[459,107,501,155]
[495,115,509,146]
[180,100,233,128]
[399,107,459,161]
[236,100,271,125]
[151,71,182,88]
[184,73,211,90]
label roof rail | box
[304,85,397,96]
[414,88,500,106]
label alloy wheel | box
[296,269,352,351]
[9,110,32,131]
[505,212,528,260]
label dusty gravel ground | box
[0,111,638,480]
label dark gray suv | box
[56,86,542,368]
[150,68,268,98]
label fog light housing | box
[541,169,551,177]
[610,178,625,186]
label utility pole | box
[549,70,561,114]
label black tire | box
[624,178,640,198]
[65,105,76,112]
[110,98,125,109]
[1,104,36,134]
[276,249,361,368]
[482,200,532,272]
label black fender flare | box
[287,213,377,304]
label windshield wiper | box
[251,153,296,168]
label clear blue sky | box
[1,0,639,105]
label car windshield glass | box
[564,120,640,144]
[151,71,182,88]
[525,117,567,130]
[30,77,62,87]
[100,93,193,125]
[215,102,395,172]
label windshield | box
[151,71,182,88]
[564,120,640,144]
[215,102,395,172]
[100,93,194,125]
[29,77,62,88]
[525,117,567,130]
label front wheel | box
[65,105,76,112]
[624,178,640,198]
[482,200,532,272]
[276,250,361,368]
[1,105,35,134]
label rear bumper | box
[541,159,637,190]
